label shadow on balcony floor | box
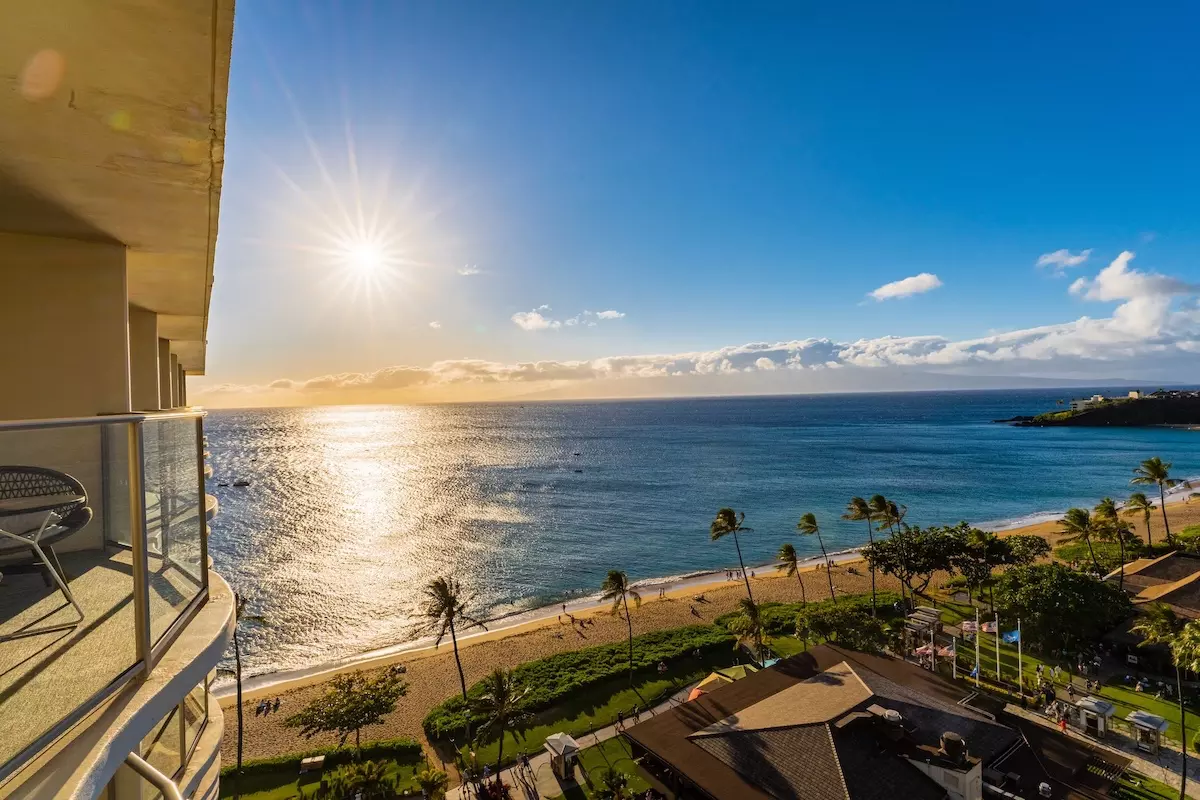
[0,548,201,772]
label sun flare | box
[343,238,386,275]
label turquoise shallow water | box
[205,389,1199,676]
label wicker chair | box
[0,466,92,635]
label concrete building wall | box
[159,339,175,411]
[129,306,161,411]
[0,233,131,421]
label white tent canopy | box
[544,732,581,758]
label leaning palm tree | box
[1132,457,1181,542]
[421,577,487,703]
[600,570,642,685]
[1124,492,1156,549]
[727,597,766,664]
[472,668,532,775]
[711,508,755,603]
[886,500,908,529]
[775,543,807,604]
[843,497,877,615]
[1058,507,1101,571]
[868,495,895,535]
[1132,604,1188,800]
[798,513,836,602]
[217,594,265,800]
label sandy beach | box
[220,497,1200,764]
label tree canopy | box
[994,563,1132,655]
[284,670,407,754]
[861,522,963,604]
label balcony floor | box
[0,548,200,772]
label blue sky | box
[198,2,1200,404]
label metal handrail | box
[0,408,206,432]
[125,752,184,800]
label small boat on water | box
[233,479,251,487]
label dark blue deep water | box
[205,389,1199,675]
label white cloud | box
[429,321,442,329]
[511,310,561,331]
[868,273,943,301]
[1037,248,1093,274]
[198,253,1200,398]
[457,265,483,276]
[513,307,626,331]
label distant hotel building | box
[1,3,234,798]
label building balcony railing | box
[0,410,212,785]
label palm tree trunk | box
[794,571,806,604]
[864,518,876,616]
[234,629,244,800]
[1146,511,1153,549]
[1178,665,1188,800]
[732,531,755,603]
[1118,535,1126,592]
[1085,536,1100,571]
[451,619,472,745]
[1160,484,1173,543]
[496,725,505,777]
[623,593,634,686]
[355,727,361,760]
[816,533,836,603]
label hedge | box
[423,625,734,740]
[714,591,903,637]
[219,737,423,778]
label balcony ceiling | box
[0,0,235,373]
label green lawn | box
[547,737,651,800]
[1113,771,1178,800]
[458,650,737,771]
[767,635,807,657]
[218,757,424,800]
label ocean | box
[206,389,1199,679]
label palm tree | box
[415,766,450,800]
[1132,457,1181,542]
[775,543,806,604]
[600,570,642,685]
[727,597,766,664]
[843,497,877,615]
[1095,499,1131,591]
[798,513,836,603]
[1131,604,1188,800]
[886,500,908,529]
[472,668,531,775]
[711,508,755,603]
[219,594,264,800]
[1058,507,1100,571]
[868,495,895,535]
[1125,492,1156,549]
[421,577,487,703]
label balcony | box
[0,411,213,785]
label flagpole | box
[1017,618,1023,697]
[952,635,957,680]
[995,611,1001,684]
[975,607,981,688]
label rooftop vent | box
[940,731,967,764]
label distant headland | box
[997,389,1200,427]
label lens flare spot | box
[19,49,66,100]
[108,110,132,132]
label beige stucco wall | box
[0,232,131,421]
[158,339,174,412]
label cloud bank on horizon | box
[198,252,1200,404]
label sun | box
[344,238,386,275]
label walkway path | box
[1006,703,1200,799]
[447,683,695,800]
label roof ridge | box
[823,722,852,800]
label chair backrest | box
[0,466,88,505]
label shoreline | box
[215,481,1200,706]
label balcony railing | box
[0,410,210,784]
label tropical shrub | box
[219,738,422,778]
[994,563,1132,656]
[714,592,902,637]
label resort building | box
[1069,395,1108,412]
[0,3,235,799]
[623,645,1127,800]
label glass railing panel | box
[182,681,207,760]
[141,704,183,779]
[141,416,205,647]
[0,421,139,778]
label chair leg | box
[29,541,84,626]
